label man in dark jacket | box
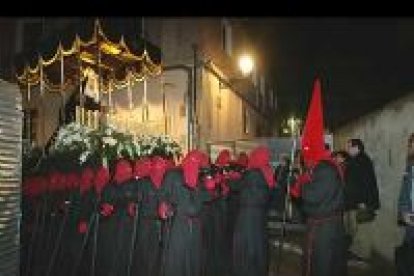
[345,139,379,211]
[344,138,380,262]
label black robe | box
[21,194,41,276]
[301,160,347,276]
[112,179,141,276]
[132,177,162,276]
[232,169,271,276]
[43,190,71,276]
[30,191,51,276]
[69,189,97,276]
[225,178,242,275]
[47,189,80,276]
[159,168,210,276]
[213,190,228,275]
[201,190,219,276]
[94,183,119,276]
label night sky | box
[249,17,414,130]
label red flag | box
[301,77,330,167]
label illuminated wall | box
[0,80,22,275]
[197,67,258,150]
[334,92,414,261]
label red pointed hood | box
[34,176,48,196]
[181,150,209,189]
[80,167,94,195]
[301,77,331,168]
[133,157,152,179]
[23,176,43,198]
[150,156,172,189]
[66,172,80,190]
[94,166,110,196]
[215,149,231,167]
[49,171,64,192]
[248,146,276,188]
[114,159,133,185]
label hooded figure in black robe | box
[299,77,347,276]
[30,181,51,275]
[94,159,134,276]
[40,171,69,276]
[201,150,232,276]
[68,167,97,276]
[158,150,211,276]
[114,178,141,276]
[49,171,82,276]
[224,152,247,275]
[21,175,45,276]
[44,171,76,276]
[300,159,347,276]
[232,146,276,276]
[200,164,220,276]
[132,157,170,276]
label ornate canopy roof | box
[15,18,162,94]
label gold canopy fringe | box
[16,19,162,92]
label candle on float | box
[75,106,80,124]
[81,107,86,125]
[93,110,99,129]
[87,110,92,128]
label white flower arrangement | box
[53,122,92,154]
[49,122,182,166]
[102,136,117,146]
[132,134,182,159]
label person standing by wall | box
[395,133,414,276]
[398,133,414,243]
[344,138,380,262]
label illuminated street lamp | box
[238,54,254,76]
[218,54,255,90]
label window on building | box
[242,104,249,134]
[221,18,232,56]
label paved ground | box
[267,232,396,276]
[266,208,396,276]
